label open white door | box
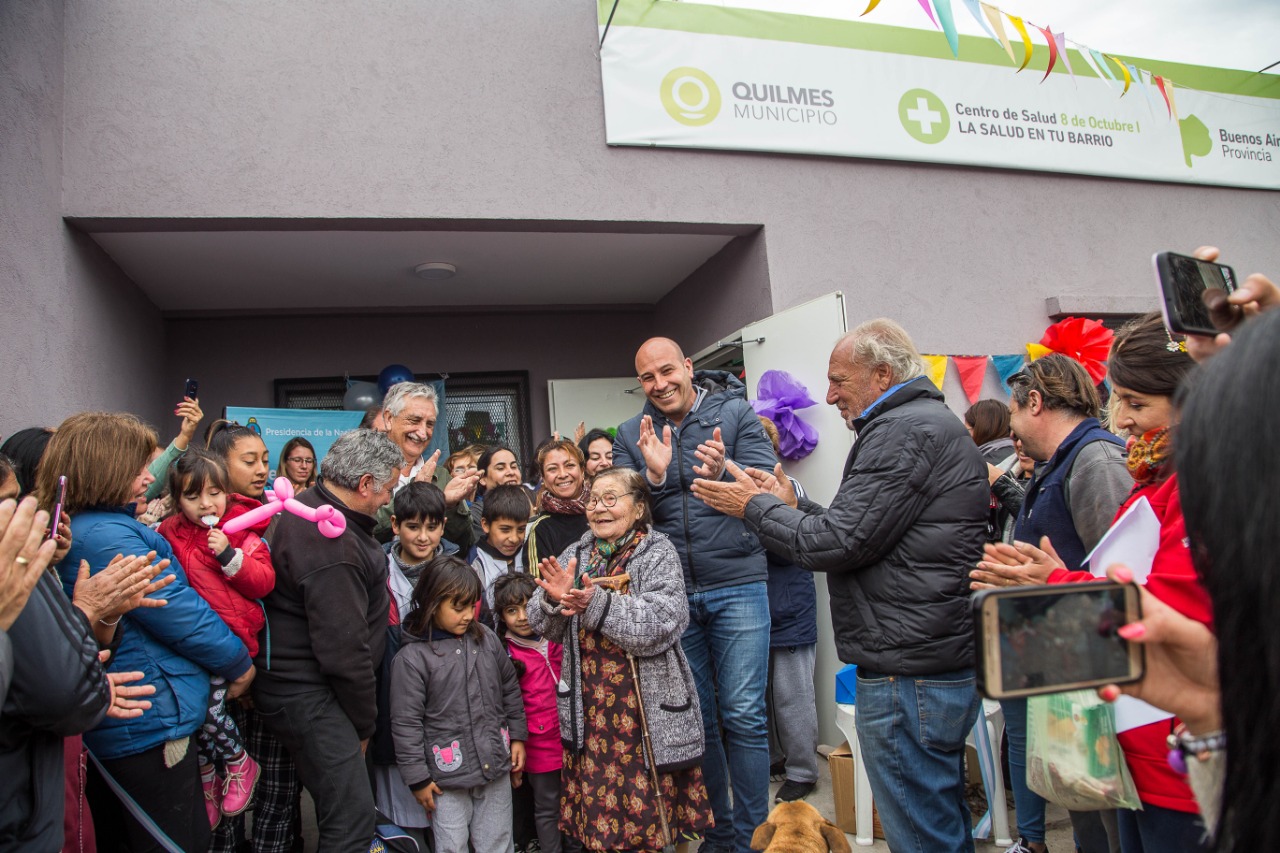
[740,292,852,747]
[547,377,640,438]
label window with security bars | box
[273,371,533,466]
[441,372,532,470]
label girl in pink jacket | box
[492,574,566,853]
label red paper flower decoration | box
[1039,317,1113,384]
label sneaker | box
[774,779,816,802]
[1004,839,1047,853]
[769,760,787,783]
[200,765,221,828]
[220,751,260,816]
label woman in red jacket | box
[973,313,1211,852]
[158,450,275,827]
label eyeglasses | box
[585,492,631,510]
[286,457,315,465]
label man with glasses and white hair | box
[374,381,479,548]
[253,428,405,852]
[693,318,989,853]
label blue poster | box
[224,408,363,472]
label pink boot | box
[200,765,221,828]
[220,751,260,816]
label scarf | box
[579,529,644,588]
[391,543,433,586]
[539,480,588,516]
[1126,426,1173,487]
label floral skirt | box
[560,629,712,851]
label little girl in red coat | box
[492,574,566,853]
[158,450,275,827]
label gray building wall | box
[164,309,654,446]
[58,0,1280,363]
[1,0,167,439]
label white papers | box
[1084,496,1174,731]
[1114,695,1173,733]
[1084,496,1161,583]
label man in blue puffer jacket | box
[613,337,779,853]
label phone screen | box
[1160,253,1236,335]
[184,378,199,399]
[995,585,1134,694]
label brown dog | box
[750,800,853,853]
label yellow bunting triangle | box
[922,354,948,390]
[1008,15,1034,72]
[1026,343,1053,361]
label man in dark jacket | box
[693,320,988,853]
[253,428,403,853]
[613,337,779,853]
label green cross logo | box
[899,89,950,144]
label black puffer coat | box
[0,571,110,851]
[744,377,988,675]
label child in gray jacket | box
[391,556,529,853]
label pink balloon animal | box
[221,477,346,538]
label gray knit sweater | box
[526,529,705,771]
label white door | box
[547,377,641,438]
[740,292,852,747]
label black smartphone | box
[49,475,67,541]
[184,378,199,400]
[973,582,1144,700]
[1152,251,1238,337]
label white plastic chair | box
[834,698,1012,848]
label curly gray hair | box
[321,429,404,491]
[381,382,438,419]
[838,319,925,384]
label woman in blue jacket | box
[45,413,255,852]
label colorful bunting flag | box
[849,1,1207,118]
[916,0,940,28]
[962,0,1000,44]
[1110,56,1133,95]
[1008,15,1034,72]
[1153,74,1174,118]
[1162,77,1179,121]
[1026,342,1053,361]
[992,354,1027,390]
[1053,31,1076,82]
[923,354,949,390]
[982,3,1015,62]
[933,0,960,57]
[1090,48,1117,82]
[1037,25,1059,82]
[1134,67,1159,114]
[952,357,990,403]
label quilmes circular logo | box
[661,67,721,126]
[898,89,950,144]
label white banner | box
[599,4,1280,190]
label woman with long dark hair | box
[1107,307,1280,850]
[972,313,1211,852]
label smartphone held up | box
[974,582,1144,701]
[1153,251,1239,337]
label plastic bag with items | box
[1025,689,1141,811]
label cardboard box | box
[826,741,884,838]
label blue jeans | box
[1000,697,1047,843]
[681,581,771,853]
[855,668,980,853]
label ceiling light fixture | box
[414,262,457,280]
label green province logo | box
[899,89,949,144]
[661,68,721,126]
